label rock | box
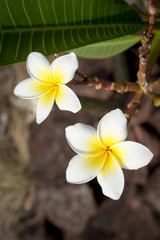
[0,160,37,240]
[133,125,160,166]
[144,168,160,213]
[18,226,47,240]
[29,110,97,182]
[148,109,160,134]
[124,167,148,187]
[80,196,160,240]
[38,181,97,234]
[0,113,8,140]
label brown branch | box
[138,1,156,89]
[54,53,141,93]
[124,91,144,124]
[53,2,158,125]
[69,77,140,93]
[75,71,87,80]
[148,79,160,91]
[146,92,160,106]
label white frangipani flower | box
[65,109,153,200]
[14,52,81,124]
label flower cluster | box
[14,53,153,200]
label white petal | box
[111,141,153,170]
[14,78,52,99]
[97,153,124,200]
[50,52,78,84]
[55,84,81,113]
[27,52,52,83]
[66,153,106,184]
[97,109,127,148]
[65,123,105,156]
[36,90,55,124]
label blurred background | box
[0,0,160,239]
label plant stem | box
[148,79,160,91]
[69,77,140,93]
[138,1,156,89]
[54,1,158,125]
[146,92,160,106]
[75,71,88,80]
[124,91,144,124]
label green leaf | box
[0,0,144,66]
[147,31,160,74]
[72,35,141,59]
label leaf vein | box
[30,31,34,52]
[22,0,32,27]
[5,0,16,28]
[64,0,67,24]
[42,30,47,54]
[0,33,4,56]
[37,0,46,26]
[86,28,92,41]
[72,0,76,24]
[81,0,84,24]
[52,30,59,52]
[51,0,58,25]
[62,29,69,49]
[97,0,101,24]
[89,0,92,24]
[15,32,21,60]
[70,29,77,47]
[0,23,143,33]
[77,29,85,44]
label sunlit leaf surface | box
[0,0,144,66]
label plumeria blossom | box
[14,52,81,124]
[65,109,153,200]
